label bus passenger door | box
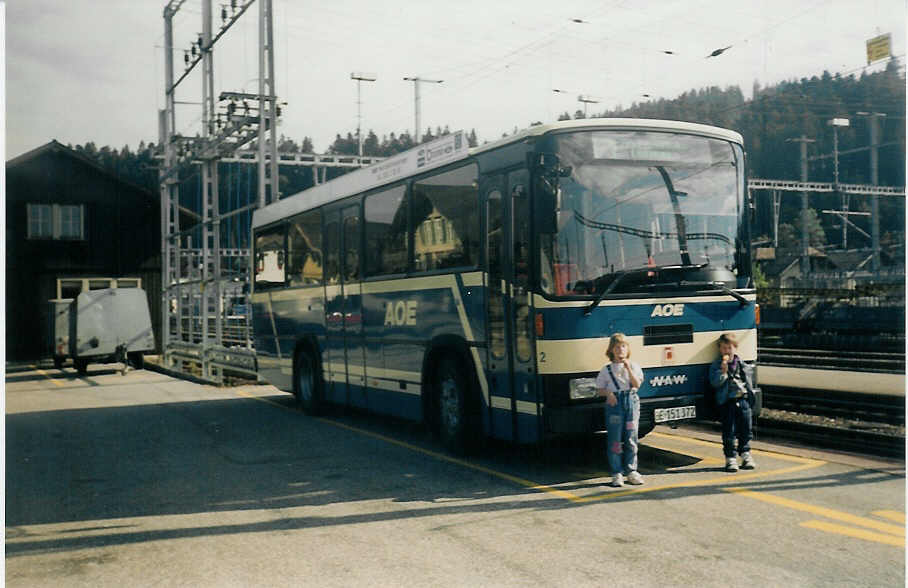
[485,181,515,441]
[341,205,367,409]
[485,170,537,443]
[508,169,537,443]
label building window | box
[27,204,53,239]
[27,203,85,240]
[59,205,84,239]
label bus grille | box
[644,324,694,345]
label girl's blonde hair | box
[606,332,631,361]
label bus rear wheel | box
[435,355,479,455]
[127,352,144,370]
[294,349,322,415]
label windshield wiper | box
[583,264,707,316]
[640,279,751,306]
[682,280,751,306]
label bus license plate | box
[654,406,696,423]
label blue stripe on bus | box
[539,301,755,339]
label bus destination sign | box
[370,131,467,183]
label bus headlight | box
[569,377,599,400]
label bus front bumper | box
[544,394,707,437]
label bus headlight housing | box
[569,377,599,400]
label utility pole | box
[258,0,279,208]
[201,0,221,347]
[828,118,850,248]
[403,76,442,143]
[858,111,886,272]
[786,135,814,275]
[351,72,377,160]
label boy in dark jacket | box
[708,333,755,472]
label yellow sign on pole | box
[866,33,891,65]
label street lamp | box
[403,76,443,143]
[577,95,600,117]
[351,72,377,160]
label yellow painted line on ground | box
[30,364,64,388]
[800,520,905,547]
[648,431,827,466]
[234,389,582,503]
[872,510,906,525]
[727,488,906,537]
[575,460,825,503]
[235,391,831,505]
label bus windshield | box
[539,130,748,297]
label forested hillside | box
[69,60,905,252]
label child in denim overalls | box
[708,333,756,472]
[596,333,645,487]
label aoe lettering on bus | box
[384,300,418,326]
[651,303,684,317]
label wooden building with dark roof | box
[6,140,162,360]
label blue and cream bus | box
[251,119,760,453]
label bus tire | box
[127,351,144,369]
[434,355,480,455]
[294,348,323,415]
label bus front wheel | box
[294,350,322,415]
[435,355,479,455]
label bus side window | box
[411,164,479,272]
[365,185,408,276]
[288,209,323,287]
[253,224,287,290]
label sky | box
[6,0,906,159]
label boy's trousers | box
[720,397,753,458]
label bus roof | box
[252,118,743,230]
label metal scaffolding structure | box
[159,0,274,382]
[158,0,383,382]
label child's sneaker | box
[626,471,645,485]
[610,473,625,487]
[725,457,739,472]
[741,451,756,469]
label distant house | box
[5,140,162,360]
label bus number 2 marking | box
[384,300,418,326]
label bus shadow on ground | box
[5,391,897,557]
[5,367,123,383]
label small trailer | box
[69,288,156,375]
[48,298,74,368]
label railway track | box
[688,417,904,459]
[759,386,904,425]
[753,417,905,459]
[756,345,905,425]
[758,347,905,373]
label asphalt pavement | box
[6,362,905,587]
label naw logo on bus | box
[384,300,419,326]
